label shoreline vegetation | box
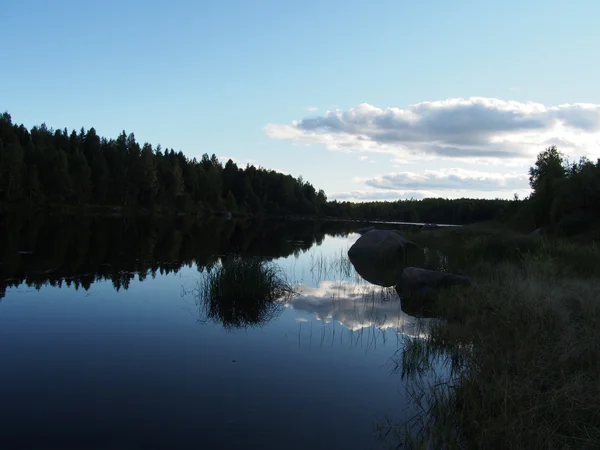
[380,224,600,449]
[376,144,600,448]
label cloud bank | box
[265,97,600,161]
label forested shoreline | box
[1,112,599,234]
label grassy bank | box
[390,226,600,449]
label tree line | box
[324,146,600,234]
[0,112,327,216]
[2,112,597,230]
[522,145,600,236]
[321,197,521,225]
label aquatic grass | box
[196,255,296,329]
[308,246,355,283]
[387,237,600,449]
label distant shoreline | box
[0,204,464,228]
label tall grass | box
[309,246,354,282]
[386,227,600,449]
[196,256,296,329]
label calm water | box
[0,215,433,450]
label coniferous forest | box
[0,112,327,217]
[1,111,599,233]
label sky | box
[2,0,599,202]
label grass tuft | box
[197,256,296,329]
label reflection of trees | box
[0,213,365,295]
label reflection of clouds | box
[287,280,427,338]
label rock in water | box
[348,229,418,261]
[348,251,405,287]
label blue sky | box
[3,0,599,201]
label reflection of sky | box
[276,233,360,288]
[276,232,426,338]
[0,231,426,450]
[287,281,426,338]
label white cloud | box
[361,168,529,192]
[331,190,426,202]
[306,106,318,112]
[265,97,600,162]
[359,155,369,161]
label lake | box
[0,214,437,450]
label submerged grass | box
[197,256,296,329]
[389,227,600,449]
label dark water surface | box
[0,215,429,450]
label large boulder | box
[348,251,405,287]
[348,229,418,261]
[355,225,376,235]
[395,267,472,317]
[397,289,438,318]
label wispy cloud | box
[360,168,529,192]
[265,97,600,162]
[305,106,318,112]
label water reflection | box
[1,212,434,335]
[0,213,365,295]
[181,229,431,340]
[0,215,437,450]
[347,253,406,286]
[289,280,427,338]
[284,238,430,342]
[194,255,295,329]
